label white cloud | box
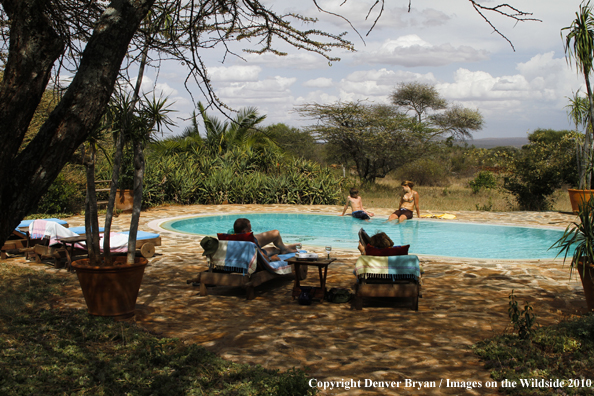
[337,68,437,100]
[208,65,262,82]
[354,35,489,67]
[303,77,334,88]
[240,52,331,69]
[216,76,297,102]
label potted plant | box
[71,86,173,319]
[563,2,594,212]
[551,195,594,312]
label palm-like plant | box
[196,102,276,155]
[562,1,594,189]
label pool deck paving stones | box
[3,205,588,395]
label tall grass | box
[358,176,573,212]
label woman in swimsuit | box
[388,180,420,222]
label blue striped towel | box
[354,255,420,281]
[210,240,258,275]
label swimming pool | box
[161,213,568,260]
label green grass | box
[473,315,594,395]
[0,264,315,396]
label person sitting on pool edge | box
[233,218,298,260]
[340,188,374,220]
[388,180,420,223]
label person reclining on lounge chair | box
[233,218,298,260]
[358,231,394,255]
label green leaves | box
[137,151,344,207]
[551,193,594,276]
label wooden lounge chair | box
[187,238,306,300]
[1,218,69,260]
[351,255,422,311]
[30,225,161,268]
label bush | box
[395,158,449,186]
[34,173,82,215]
[469,171,498,193]
[136,149,345,207]
[502,130,578,210]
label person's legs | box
[388,209,403,222]
[255,230,297,254]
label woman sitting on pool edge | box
[388,180,420,223]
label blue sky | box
[135,0,586,139]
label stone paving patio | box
[3,205,588,395]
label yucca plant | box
[551,193,594,311]
[551,193,594,274]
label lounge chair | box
[1,218,69,260]
[187,236,307,300]
[352,228,421,311]
[351,255,421,311]
[28,221,160,267]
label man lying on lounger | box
[233,218,298,260]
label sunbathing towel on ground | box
[420,213,456,219]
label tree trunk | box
[102,130,124,266]
[0,0,155,249]
[126,139,145,264]
[104,44,150,264]
[583,73,594,190]
[83,146,101,266]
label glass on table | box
[325,245,332,259]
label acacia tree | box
[0,1,537,248]
[391,82,484,140]
[297,101,425,184]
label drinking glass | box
[296,243,302,253]
[325,245,332,259]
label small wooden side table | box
[286,257,336,302]
[59,235,88,270]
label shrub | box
[502,131,578,210]
[34,173,82,214]
[469,171,498,193]
[137,150,344,207]
[395,158,449,186]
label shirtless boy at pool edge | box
[340,188,374,220]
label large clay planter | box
[568,189,594,214]
[115,189,134,211]
[576,261,594,312]
[71,256,147,319]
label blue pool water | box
[162,213,567,260]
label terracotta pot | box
[568,189,594,214]
[115,189,134,211]
[71,256,147,319]
[576,260,594,312]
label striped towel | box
[257,250,296,275]
[29,220,78,245]
[354,255,420,281]
[210,240,258,275]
